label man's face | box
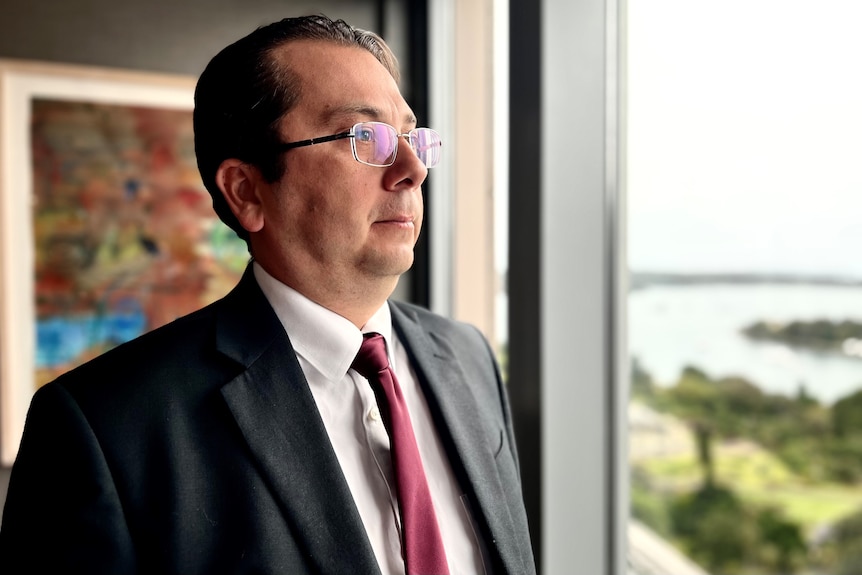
[251,40,427,296]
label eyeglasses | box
[277,122,442,168]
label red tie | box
[352,333,450,575]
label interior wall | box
[0,0,397,521]
[0,0,379,76]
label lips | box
[375,214,414,225]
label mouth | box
[375,214,415,229]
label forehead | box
[274,40,415,127]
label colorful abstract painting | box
[30,99,247,388]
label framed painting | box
[0,60,248,465]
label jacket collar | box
[215,267,381,575]
[213,268,527,574]
[390,302,529,574]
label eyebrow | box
[319,104,417,129]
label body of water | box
[629,282,862,405]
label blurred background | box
[2,1,862,573]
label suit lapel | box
[214,270,381,575]
[390,303,528,574]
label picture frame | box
[0,59,246,466]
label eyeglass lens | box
[352,122,441,168]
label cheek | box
[295,193,364,247]
[414,194,425,240]
[279,164,376,244]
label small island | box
[742,319,862,357]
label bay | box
[629,282,862,405]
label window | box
[627,2,862,574]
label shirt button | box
[368,407,381,422]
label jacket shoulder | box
[390,299,480,336]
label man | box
[0,15,535,575]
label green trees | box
[647,364,861,485]
[631,360,862,573]
[823,509,862,575]
[668,486,806,573]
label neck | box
[254,258,399,329]
[306,282,395,329]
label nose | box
[397,133,423,164]
[383,135,428,191]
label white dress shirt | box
[254,263,485,575]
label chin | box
[363,251,414,278]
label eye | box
[354,125,375,142]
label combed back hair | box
[193,15,400,242]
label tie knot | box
[352,332,390,379]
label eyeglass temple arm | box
[277,131,354,151]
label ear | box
[215,159,266,234]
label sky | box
[627,0,862,278]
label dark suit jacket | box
[0,268,535,574]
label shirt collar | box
[252,262,395,381]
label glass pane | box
[627,2,862,574]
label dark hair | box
[193,15,400,242]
